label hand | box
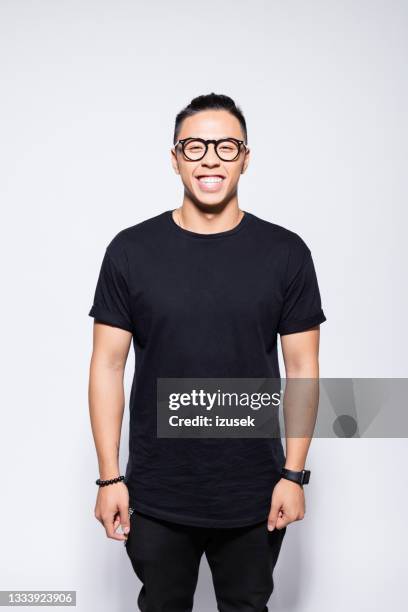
[267,478,306,531]
[94,482,130,541]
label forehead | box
[179,110,244,140]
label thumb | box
[120,506,131,535]
[267,500,281,531]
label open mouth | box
[195,175,226,192]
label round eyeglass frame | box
[173,137,249,162]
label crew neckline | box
[166,209,251,239]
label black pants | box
[124,510,286,612]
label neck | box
[175,197,243,235]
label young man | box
[88,93,327,612]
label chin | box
[194,197,228,211]
[193,189,233,207]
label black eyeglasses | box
[173,137,249,162]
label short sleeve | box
[278,240,327,336]
[88,246,133,333]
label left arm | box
[267,325,320,531]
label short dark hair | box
[173,93,248,145]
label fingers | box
[119,506,130,537]
[275,512,293,530]
[267,501,281,531]
[113,515,121,531]
[271,507,306,530]
[98,507,129,541]
[268,500,306,531]
[103,515,127,540]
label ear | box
[241,148,250,174]
[170,147,180,175]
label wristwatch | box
[280,467,311,486]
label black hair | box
[173,93,248,145]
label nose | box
[201,143,220,166]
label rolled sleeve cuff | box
[278,309,327,336]
[88,305,133,333]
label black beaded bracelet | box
[95,475,125,487]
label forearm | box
[88,357,126,479]
[284,360,319,471]
[284,438,311,471]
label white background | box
[1,1,407,610]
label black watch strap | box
[280,467,311,486]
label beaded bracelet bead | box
[95,475,125,487]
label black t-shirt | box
[88,209,327,527]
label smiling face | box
[171,110,250,208]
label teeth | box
[198,177,223,183]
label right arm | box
[88,321,132,541]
